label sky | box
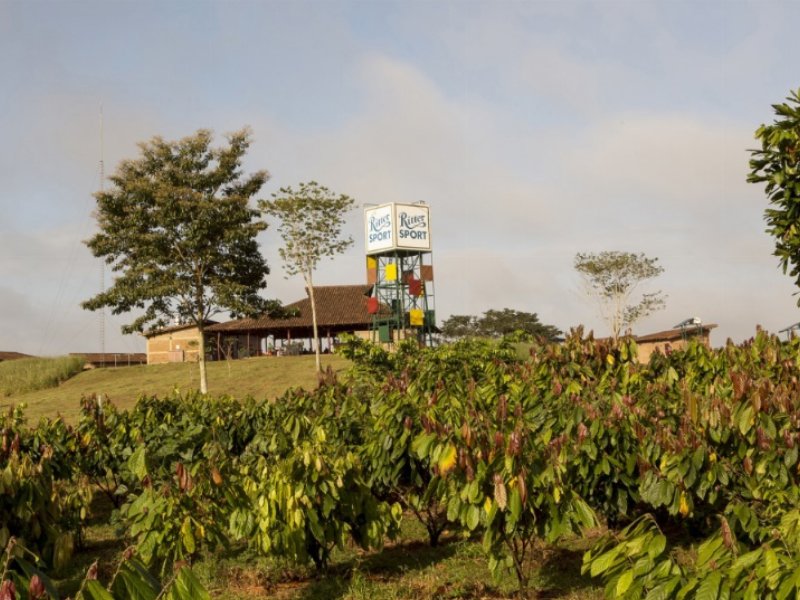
[2,0,800,356]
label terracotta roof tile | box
[635,324,717,344]
[208,285,378,332]
[143,320,217,338]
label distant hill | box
[0,351,33,362]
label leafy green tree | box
[82,128,273,393]
[260,182,355,372]
[476,308,561,341]
[439,315,479,340]
[440,309,561,342]
[574,251,666,341]
[748,88,800,302]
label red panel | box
[367,296,379,314]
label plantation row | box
[3,330,800,598]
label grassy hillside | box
[3,354,350,423]
[0,355,86,397]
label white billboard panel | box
[364,203,432,254]
[365,204,394,254]
[395,204,431,251]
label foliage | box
[82,128,275,393]
[348,337,521,548]
[76,555,210,600]
[233,383,399,570]
[0,536,60,600]
[7,326,800,597]
[343,329,800,595]
[748,88,800,304]
[574,251,666,341]
[342,335,599,591]
[412,359,597,590]
[360,372,452,547]
[260,181,355,372]
[0,536,210,600]
[438,315,478,340]
[440,308,561,342]
[584,511,800,600]
[0,356,85,397]
[0,406,76,571]
[106,394,258,573]
[117,455,239,575]
[73,397,135,508]
[531,333,645,526]
[579,330,800,598]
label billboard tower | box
[364,202,436,346]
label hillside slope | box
[4,354,350,422]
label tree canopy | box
[260,181,355,372]
[748,88,800,303]
[440,308,561,342]
[82,128,273,393]
[574,251,665,341]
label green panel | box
[379,324,392,343]
[425,310,436,328]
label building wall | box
[146,327,204,364]
[637,333,710,363]
[349,326,421,349]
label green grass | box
[0,355,86,397]
[2,354,350,423]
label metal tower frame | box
[370,250,436,348]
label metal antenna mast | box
[99,104,106,357]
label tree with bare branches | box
[574,251,665,341]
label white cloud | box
[4,3,800,353]
[244,52,800,344]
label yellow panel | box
[367,256,377,269]
[409,308,424,326]
[385,263,397,281]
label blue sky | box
[2,0,800,355]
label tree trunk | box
[198,327,208,394]
[612,287,623,342]
[306,273,321,373]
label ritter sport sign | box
[364,203,431,255]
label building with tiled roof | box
[634,323,717,362]
[69,353,147,369]
[206,285,379,358]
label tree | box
[476,308,561,341]
[440,309,561,342]
[82,128,273,393]
[439,315,479,340]
[748,88,800,303]
[260,182,355,372]
[574,251,665,341]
